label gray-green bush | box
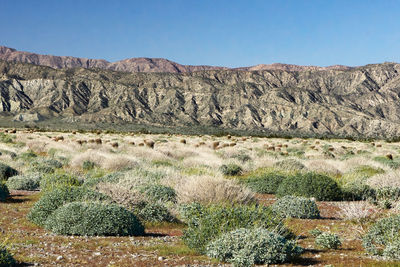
[6,173,41,191]
[315,232,341,249]
[39,173,81,192]
[180,203,290,253]
[27,186,110,226]
[206,228,302,267]
[272,195,320,219]
[363,214,400,258]
[44,202,145,236]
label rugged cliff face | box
[1,59,400,137]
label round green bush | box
[181,204,290,253]
[27,186,110,226]
[0,246,16,267]
[206,228,302,266]
[0,162,18,181]
[6,173,41,191]
[39,173,82,192]
[363,214,400,257]
[276,172,342,201]
[243,173,286,194]
[315,232,342,249]
[274,159,306,171]
[220,164,243,176]
[0,183,9,202]
[141,184,176,203]
[137,202,175,223]
[272,195,320,219]
[44,202,145,236]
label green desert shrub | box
[309,228,323,237]
[0,162,18,181]
[17,151,37,161]
[341,182,375,201]
[136,202,175,223]
[220,164,243,176]
[0,133,13,144]
[315,232,342,249]
[39,173,81,192]
[381,239,400,260]
[0,183,9,201]
[231,153,252,163]
[272,195,320,219]
[370,187,400,209]
[141,184,176,203]
[5,173,41,191]
[82,160,96,171]
[180,203,289,253]
[83,171,125,187]
[363,214,400,258]
[276,172,342,201]
[44,202,145,236]
[373,156,400,169]
[0,246,16,266]
[206,228,302,267]
[274,159,306,171]
[27,186,109,226]
[242,172,286,194]
[28,158,63,174]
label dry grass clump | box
[336,201,377,221]
[304,160,342,176]
[96,182,146,209]
[70,150,138,171]
[173,175,256,205]
[366,170,400,189]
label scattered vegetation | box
[2,129,400,265]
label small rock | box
[56,256,63,261]
[94,252,101,256]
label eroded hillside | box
[1,60,400,137]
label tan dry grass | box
[173,175,256,205]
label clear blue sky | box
[1,0,400,67]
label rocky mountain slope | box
[0,46,352,73]
[1,59,400,137]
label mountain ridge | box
[0,45,353,73]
